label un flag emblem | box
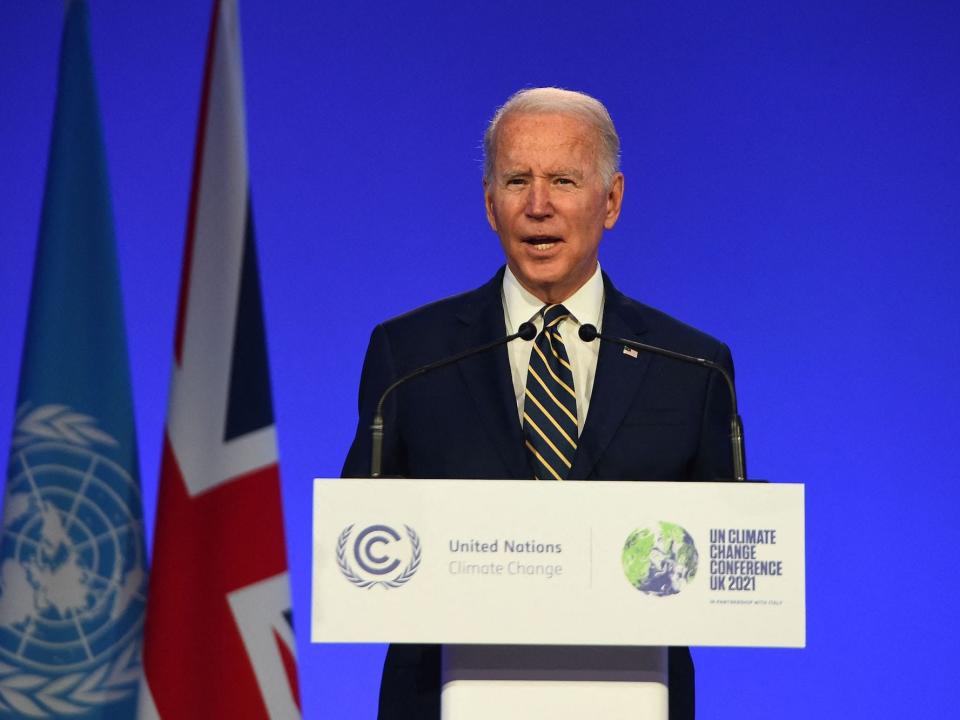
[0,405,145,716]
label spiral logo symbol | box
[337,524,421,589]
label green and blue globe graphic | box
[622,522,699,596]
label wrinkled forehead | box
[493,112,602,173]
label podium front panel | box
[311,479,805,648]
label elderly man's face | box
[484,112,624,304]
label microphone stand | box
[579,324,746,481]
[370,322,537,478]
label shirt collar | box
[502,264,604,331]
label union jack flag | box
[137,1,300,717]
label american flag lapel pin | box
[623,346,639,358]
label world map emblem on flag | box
[0,404,145,716]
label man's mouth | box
[522,236,562,250]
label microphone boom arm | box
[579,324,746,482]
[370,323,536,478]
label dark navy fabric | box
[343,267,735,720]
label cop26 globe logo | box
[622,522,698,596]
[337,524,421,589]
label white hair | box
[482,87,621,187]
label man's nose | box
[524,178,553,218]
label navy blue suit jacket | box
[342,268,735,719]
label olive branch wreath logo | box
[336,524,421,589]
[0,404,142,717]
[12,404,119,450]
[0,640,140,717]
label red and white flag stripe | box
[138,1,299,717]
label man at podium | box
[343,87,734,720]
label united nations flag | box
[0,2,146,717]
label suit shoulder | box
[613,290,729,359]
[366,271,503,367]
[379,275,497,333]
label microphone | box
[578,324,746,482]
[370,321,537,477]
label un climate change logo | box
[0,405,145,716]
[337,524,421,589]
[622,522,698,597]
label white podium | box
[441,645,667,720]
[312,479,805,718]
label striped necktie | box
[523,304,577,480]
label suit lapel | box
[456,271,530,479]
[569,275,651,480]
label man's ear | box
[603,172,625,230]
[483,178,499,232]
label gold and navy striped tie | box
[523,304,577,480]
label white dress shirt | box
[501,264,604,435]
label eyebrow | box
[499,168,585,180]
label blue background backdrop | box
[2,1,958,717]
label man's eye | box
[555,177,575,186]
[506,177,527,186]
